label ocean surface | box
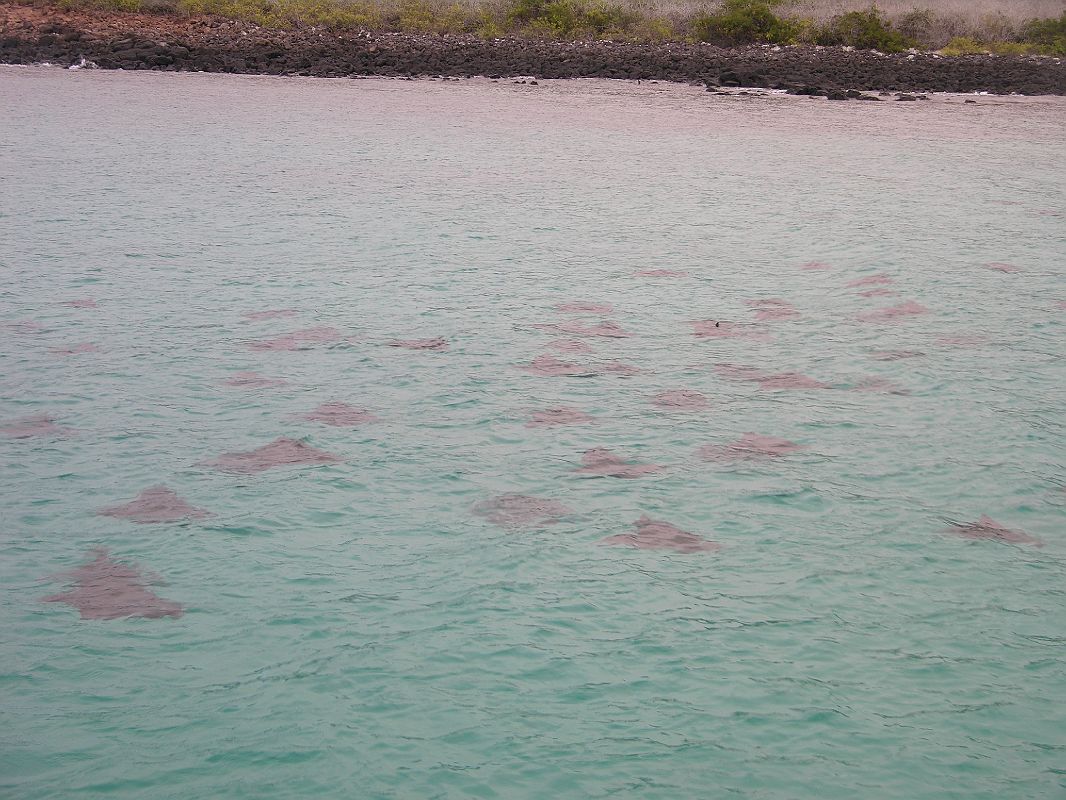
[1,66,1064,799]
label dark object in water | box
[527,406,594,427]
[221,371,287,388]
[856,300,929,322]
[248,326,341,351]
[204,437,341,473]
[472,494,573,528]
[387,337,448,351]
[576,448,663,478]
[2,414,69,438]
[947,515,1043,547]
[42,548,183,620]
[297,401,379,427]
[600,515,720,553]
[651,390,710,410]
[698,432,803,461]
[98,485,211,524]
[518,354,598,377]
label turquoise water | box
[1,67,1065,798]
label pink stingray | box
[546,339,594,354]
[985,262,1021,273]
[651,390,710,411]
[754,306,800,321]
[759,372,829,390]
[222,371,287,389]
[518,355,597,377]
[634,269,688,277]
[847,274,893,287]
[698,432,803,461]
[869,350,924,361]
[576,448,663,478]
[42,549,183,620]
[98,485,211,524]
[852,377,909,395]
[50,342,100,355]
[6,321,44,333]
[242,309,298,321]
[714,362,771,382]
[63,299,98,309]
[472,494,573,528]
[692,321,768,340]
[600,515,720,553]
[1055,301,1066,310]
[600,361,641,376]
[801,261,832,271]
[527,407,594,427]
[298,401,379,427]
[857,300,929,323]
[947,515,1042,547]
[858,288,897,298]
[248,326,341,351]
[204,437,341,473]
[2,414,69,438]
[557,301,613,314]
[555,319,631,338]
[935,335,986,347]
[387,337,448,351]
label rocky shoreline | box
[3,3,1066,95]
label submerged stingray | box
[518,354,598,377]
[759,372,829,390]
[747,298,799,321]
[652,390,710,410]
[98,485,211,524]
[387,337,448,351]
[947,515,1042,547]
[204,437,341,473]
[869,350,924,361]
[242,309,298,321]
[50,342,100,355]
[298,401,379,427]
[555,319,631,338]
[2,414,69,438]
[714,362,770,382]
[42,549,183,620]
[857,300,929,322]
[852,377,909,395]
[599,361,641,376]
[985,262,1021,273]
[633,269,688,277]
[1056,301,1066,310]
[557,302,613,314]
[858,288,898,298]
[692,321,769,340]
[801,261,832,271]
[600,515,720,553]
[63,298,98,309]
[576,448,663,478]
[527,407,594,427]
[222,371,287,389]
[847,274,893,287]
[547,338,594,354]
[472,494,573,528]
[248,326,341,351]
[935,335,986,347]
[6,320,45,333]
[699,431,804,461]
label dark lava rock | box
[826,90,849,100]
[896,94,918,101]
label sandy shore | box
[3,3,1065,94]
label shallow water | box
[1,67,1064,799]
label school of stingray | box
[5,260,1059,621]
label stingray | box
[556,302,613,314]
[747,298,799,322]
[387,337,448,351]
[858,288,898,298]
[801,261,832,271]
[852,377,909,395]
[847,274,893,287]
[472,494,573,528]
[714,362,771,382]
[946,515,1042,547]
[42,549,183,620]
[204,437,341,473]
[599,361,641,376]
[698,432,803,461]
[555,319,631,338]
[518,354,598,377]
[242,309,298,321]
[222,371,287,389]
[600,515,720,553]
[2,414,69,438]
[1056,301,1066,310]
[985,262,1021,273]
[6,320,45,333]
[633,269,688,277]
[98,485,211,524]
[546,338,594,354]
[63,298,98,309]
[576,448,663,478]
[869,350,924,361]
[692,321,769,340]
[50,342,100,355]
[297,401,379,427]
[759,372,829,390]
[935,335,986,347]
[248,326,341,351]
[652,390,710,411]
[527,406,594,427]
[857,300,929,323]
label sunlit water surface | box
[1,66,1064,799]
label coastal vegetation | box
[32,0,1066,54]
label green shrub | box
[1021,12,1066,55]
[691,0,798,46]
[816,7,914,53]
[506,0,634,38]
